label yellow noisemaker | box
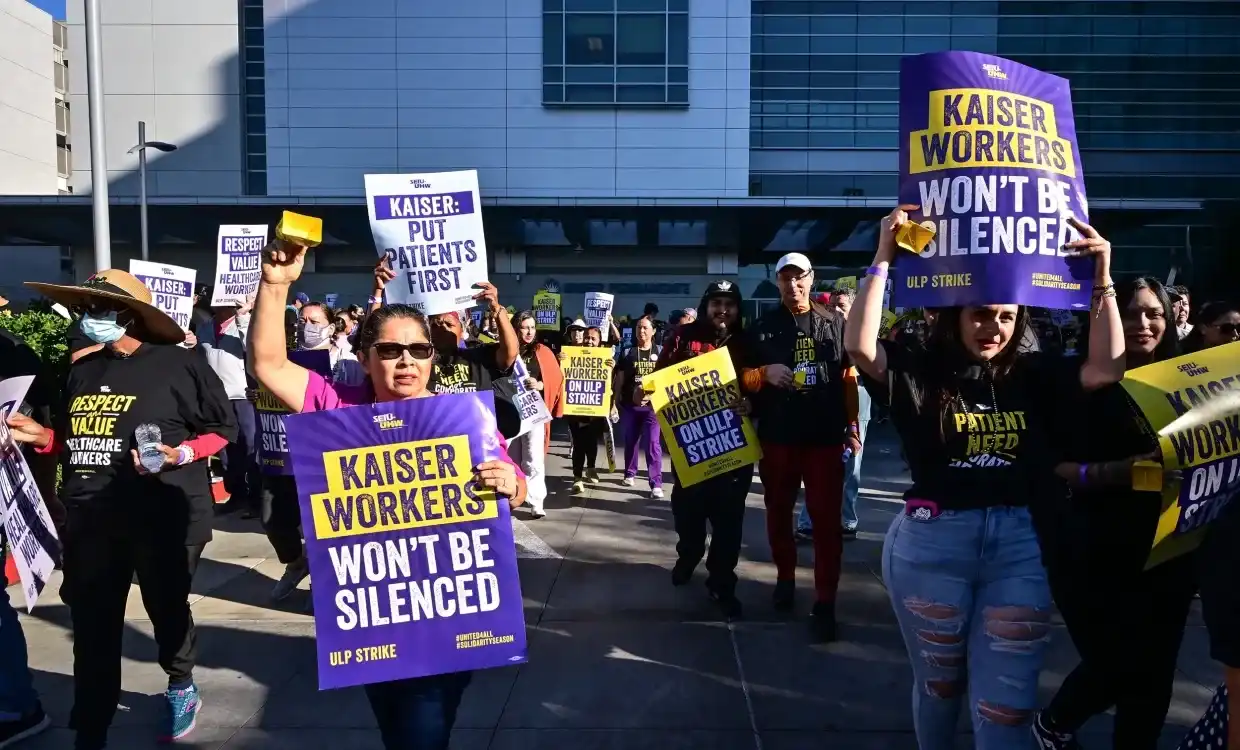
[275,211,323,248]
[896,220,937,254]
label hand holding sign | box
[4,414,50,449]
[372,256,396,296]
[474,460,522,509]
[472,281,502,313]
[877,204,921,264]
[1061,217,1112,280]
[262,240,309,286]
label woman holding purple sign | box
[248,238,527,750]
[845,205,1123,750]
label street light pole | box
[83,0,110,271]
[128,127,177,263]
[138,121,149,260]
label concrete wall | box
[262,0,752,198]
[0,0,58,195]
[65,0,243,197]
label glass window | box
[616,14,665,65]
[668,65,687,83]
[544,66,564,82]
[811,14,856,34]
[543,14,564,63]
[566,65,615,82]
[565,84,615,102]
[245,45,264,63]
[617,84,665,102]
[543,83,565,102]
[668,84,687,102]
[618,0,665,8]
[246,62,264,78]
[616,66,663,83]
[565,0,613,9]
[247,171,266,196]
[667,13,688,65]
[246,77,265,95]
[565,14,614,65]
[247,134,266,154]
[247,154,266,171]
[245,96,265,116]
[544,0,563,9]
[244,28,263,47]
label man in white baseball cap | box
[774,252,813,275]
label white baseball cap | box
[775,252,812,273]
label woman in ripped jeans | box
[845,206,1123,749]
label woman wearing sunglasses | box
[248,240,526,750]
[1183,300,1240,353]
[7,269,237,749]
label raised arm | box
[474,281,517,372]
[846,205,911,382]
[1066,217,1124,392]
[248,240,311,412]
[370,257,394,314]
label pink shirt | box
[300,371,524,477]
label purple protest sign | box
[1173,457,1240,536]
[211,224,267,306]
[285,391,527,690]
[256,350,332,476]
[895,51,1092,310]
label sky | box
[27,0,65,20]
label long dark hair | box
[1182,300,1240,354]
[1118,276,1179,364]
[356,304,432,353]
[513,310,538,352]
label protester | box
[657,280,751,618]
[286,291,308,349]
[195,296,262,517]
[1033,277,1196,750]
[796,287,869,540]
[1183,300,1239,352]
[614,316,664,498]
[741,253,860,642]
[561,323,615,493]
[190,284,213,332]
[1170,285,1192,340]
[247,239,525,750]
[12,269,238,748]
[424,288,520,439]
[298,300,364,387]
[509,310,564,519]
[845,206,1123,749]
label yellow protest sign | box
[878,310,898,338]
[1120,342,1240,568]
[834,275,858,291]
[560,346,613,417]
[533,291,560,331]
[642,347,762,487]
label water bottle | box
[135,423,165,474]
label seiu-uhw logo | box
[410,179,431,188]
[1178,362,1209,377]
[982,63,1007,80]
[373,413,404,429]
[240,227,251,235]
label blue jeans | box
[797,419,868,531]
[882,506,1051,750]
[363,671,472,749]
[0,547,39,721]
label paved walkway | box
[12,425,1221,748]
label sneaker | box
[708,588,743,620]
[270,559,309,602]
[650,487,664,499]
[0,705,50,748]
[160,683,202,742]
[772,580,795,612]
[810,601,838,643]
[584,469,600,484]
[621,476,636,487]
[842,525,858,540]
[794,527,813,543]
[571,480,585,495]
[530,507,547,519]
[671,558,696,586]
[1032,711,1081,750]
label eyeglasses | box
[371,342,435,361]
[1208,323,1240,336]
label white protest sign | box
[0,420,60,611]
[324,293,339,308]
[0,376,35,421]
[365,170,488,316]
[583,292,613,331]
[128,259,196,331]
[210,224,266,306]
[506,358,552,439]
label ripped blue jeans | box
[883,506,1052,750]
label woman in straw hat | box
[5,269,237,749]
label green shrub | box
[0,309,72,384]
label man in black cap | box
[656,280,752,619]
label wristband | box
[865,265,888,280]
[176,445,195,466]
[1078,463,1088,487]
[368,295,383,305]
[846,424,860,435]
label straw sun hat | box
[25,269,186,344]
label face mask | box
[301,323,330,349]
[81,311,126,344]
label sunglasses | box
[1208,323,1240,336]
[371,342,435,361]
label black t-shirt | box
[432,343,520,439]
[59,343,238,544]
[863,340,1077,511]
[617,345,661,405]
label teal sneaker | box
[160,684,201,742]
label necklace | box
[954,363,999,419]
